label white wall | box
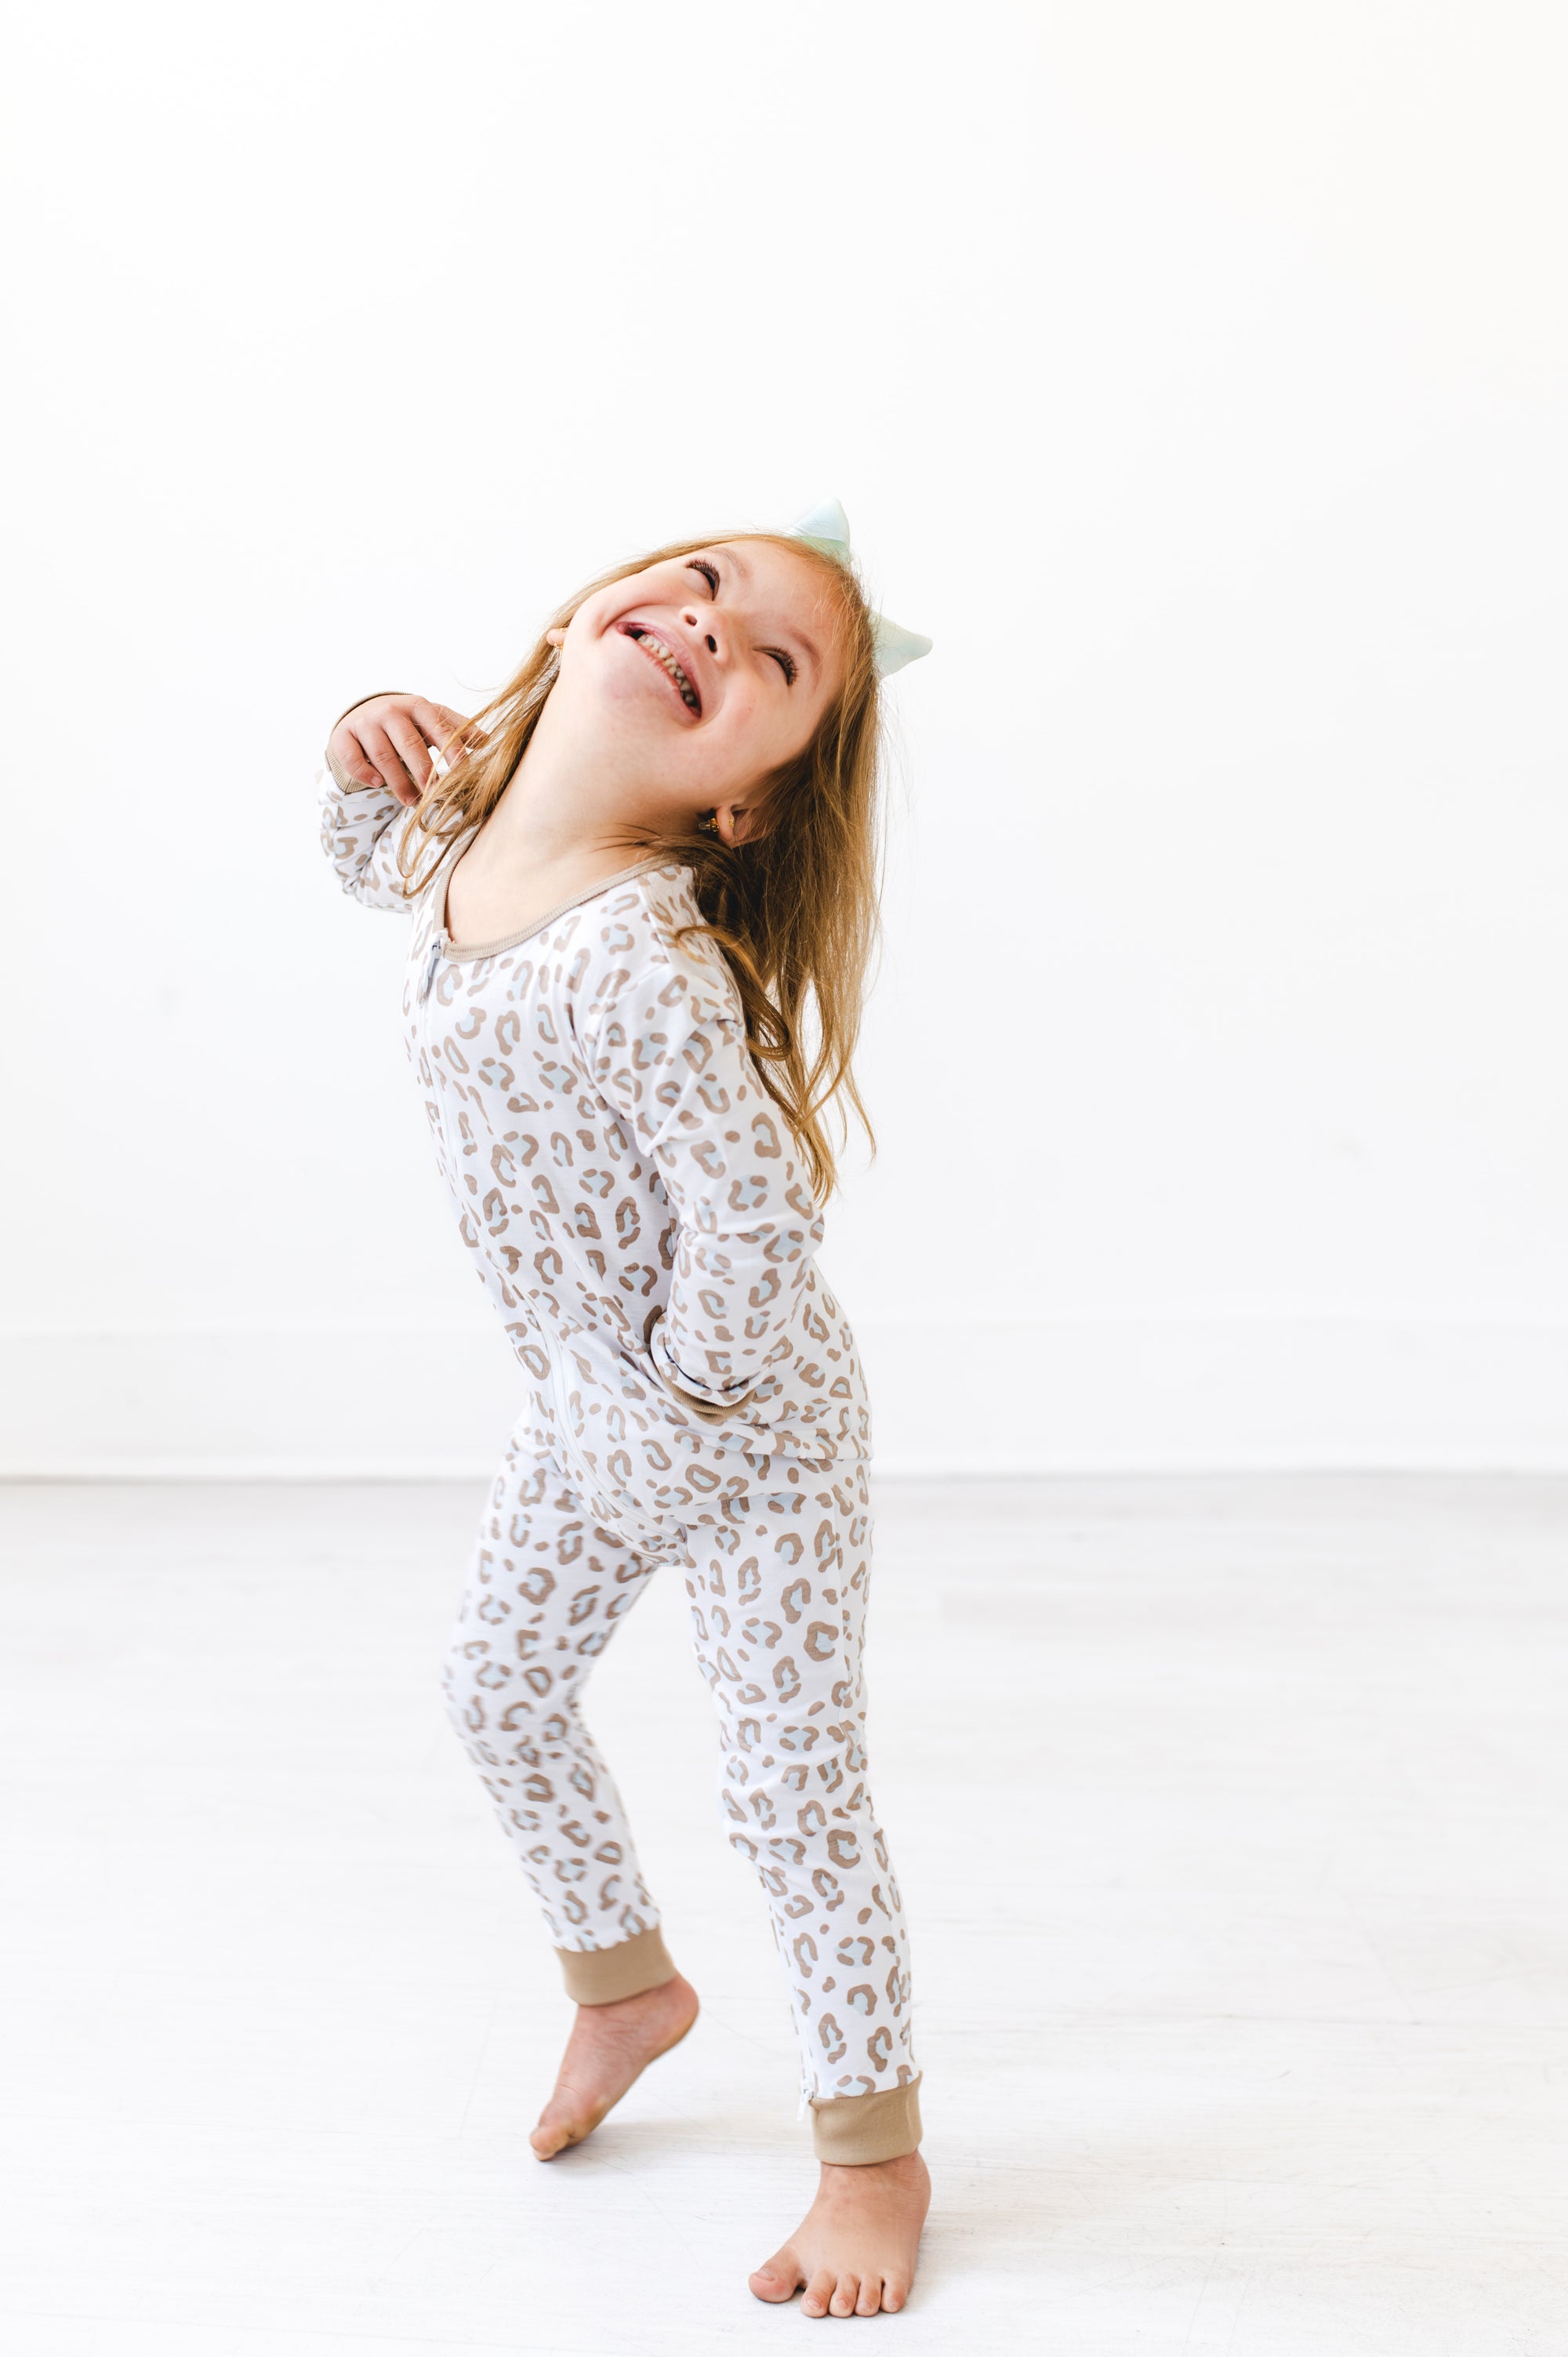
[5,2,1566,1474]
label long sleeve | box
[317,765,416,913]
[586,950,825,1412]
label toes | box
[828,2273,859,2317]
[748,2249,802,2305]
[532,2085,606,2159]
[801,2266,837,2319]
[855,2275,884,2316]
[882,2278,909,2312]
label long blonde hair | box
[399,532,884,1199]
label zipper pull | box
[420,937,443,1001]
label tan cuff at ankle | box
[810,2076,924,2165]
[555,1926,677,2005]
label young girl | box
[318,503,931,2320]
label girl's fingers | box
[331,738,387,792]
[408,697,477,757]
[327,693,476,804]
[352,718,423,806]
[383,707,437,791]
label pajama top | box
[318,772,872,1522]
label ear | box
[710,772,787,847]
[713,801,775,847]
[545,626,566,648]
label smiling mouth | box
[619,621,701,714]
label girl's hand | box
[328,692,475,807]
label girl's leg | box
[681,1462,921,2165]
[445,1440,700,2158]
[684,1464,929,2313]
[442,1439,678,2002]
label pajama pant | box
[441,1429,922,2163]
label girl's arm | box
[589,960,826,1415]
[318,691,471,913]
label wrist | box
[328,688,405,738]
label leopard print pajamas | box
[319,758,921,2164]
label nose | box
[683,606,720,656]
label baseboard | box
[0,1317,1563,1478]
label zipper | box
[538,1317,601,1502]
[413,905,601,1505]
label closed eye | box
[684,557,794,683]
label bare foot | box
[750,2149,931,2317]
[528,1971,699,2159]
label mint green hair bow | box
[788,498,932,679]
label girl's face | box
[551,539,848,835]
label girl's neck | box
[442,706,666,948]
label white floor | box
[2,1478,1566,2355]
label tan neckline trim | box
[435,855,673,963]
